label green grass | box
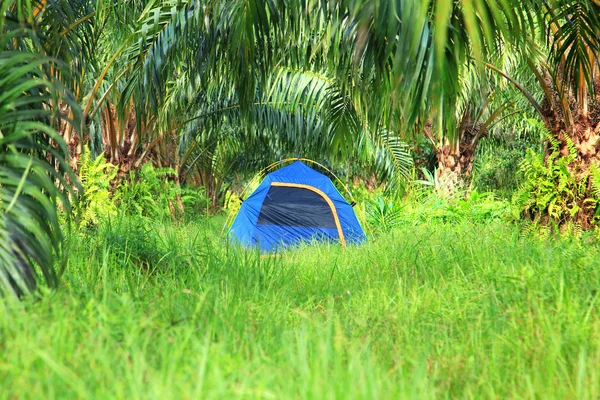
[2,216,600,398]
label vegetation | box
[3,217,600,398]
[5,0,600,397]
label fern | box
[116,163,208,220]
[513,144,599,228]
[79,150,118,226]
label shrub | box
[116,163,208,220]
[472,117,546,198]
[78,150,118,226]
[404,190,509,224]
[360,190,509,236]
[365,197,405,233]
[512,135,600,229]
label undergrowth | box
[513,134,600,230]
[77,151,210,226]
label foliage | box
[117,164,167,218]
[117,163,208,220]
[344,168,510,234]
[6,0,600,303]
[83,0,530,197]
[513,135,598,227]
[472,118,546,197]
[78,150,117,226]
[0,2,82,297]
[472,147,525,195]
[223,190,243,216]
[355,181,509,234]
[173,67,413,201]
[414,167,465,199]
[365,197,405,234]
[179,186,211,219]
[403,190,510,225]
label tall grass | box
[2,216,600,398]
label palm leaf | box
[0,2,81,298]
[547,0,600,101]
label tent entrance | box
[256,182,346,246]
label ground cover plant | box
[2,216,600,399]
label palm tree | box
[475,1,600,225]
[79,0,413,205]
[113,0,520,186]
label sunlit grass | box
[2,216,600,398]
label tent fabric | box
[229,161,366,252]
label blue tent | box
[229,161,366,252]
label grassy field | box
[2,216,600,399]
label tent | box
[229,161,365,252]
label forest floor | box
[2,216,600,398]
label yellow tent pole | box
[265,158,356,203]
[222,157,356,233]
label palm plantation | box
[3,0,600,397]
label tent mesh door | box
[256,185,336,228]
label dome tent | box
[229,161,365,252]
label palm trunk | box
[436,122,485,191]
[437,143,476,178]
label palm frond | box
[0,8,81,297]
[547,0,600,101]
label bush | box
[78,150,118,226]
[473,147,526,195]
[512,136,600,229]
[365,197,405,234]
[180,186,211,219]
[472,117,546,198]
[116,163,208,220]
[360,189,510,236]
[407,190,510,225]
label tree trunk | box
[436,122,484,191]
